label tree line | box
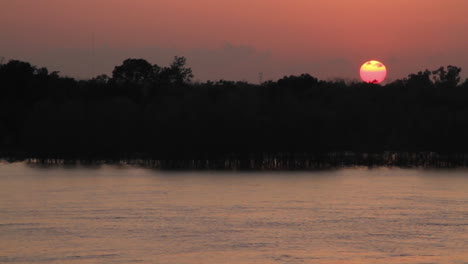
[1,57,468,167]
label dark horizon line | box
[1,57,465,85]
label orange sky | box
[2,0,468,82]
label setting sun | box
[360,60,387,84]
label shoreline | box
[2,152,468,169]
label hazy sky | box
[2,0,468,82]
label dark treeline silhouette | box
[2,57,468,168]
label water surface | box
[0,163,467,263]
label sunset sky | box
[2,0,468,83]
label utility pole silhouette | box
[258,72,263,84]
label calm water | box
[0,163,467,264]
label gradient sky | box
[2,0,468,82]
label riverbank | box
[2,152,468,169]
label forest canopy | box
[1,57,468,167]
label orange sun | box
[360,60,387,84]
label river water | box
[0,163,467,264]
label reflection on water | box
[0,163,467,264]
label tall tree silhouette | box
[112,59,159,83]
[160,56,193,85]
[432,65,461,89]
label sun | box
[360,60,387,84]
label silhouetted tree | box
[406,69,433,89]
[432,65,461,89]
[112,59,159,83]
[2,58,468,168]
[277,74,318,89]
[160,56,193,84]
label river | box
[0,162,467,263]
